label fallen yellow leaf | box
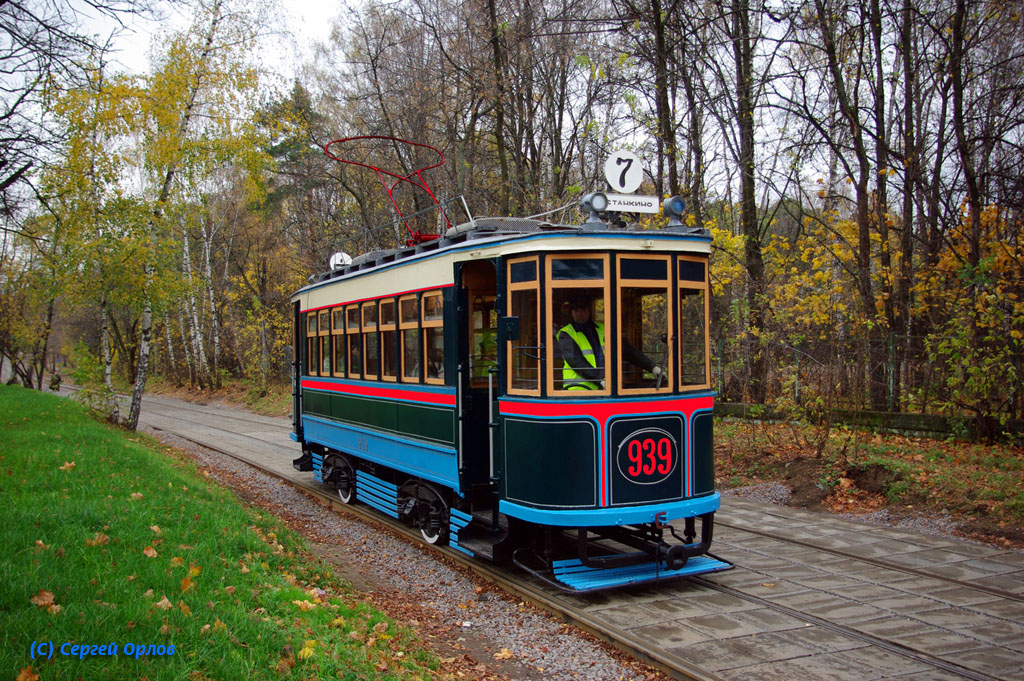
[297,640,316,660]
[143,546,158,558]
[58,461,75,471]
[493,648,513,660]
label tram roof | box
[293,216,711,301]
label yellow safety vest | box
[559,322,604,390]
[473,328,497,379]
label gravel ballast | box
[146,428,665,681]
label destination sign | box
[606,194,660,214]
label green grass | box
[0,385,438,680]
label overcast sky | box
[95,0,342,79]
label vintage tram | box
[291,161,729,591]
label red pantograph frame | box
[324,136,451,245]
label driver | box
[556,293,663,390]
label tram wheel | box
[407,484,449,545]
[334,456,356,504]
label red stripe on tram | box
[301,379,456,407]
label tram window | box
[380,299,396,326]
[621,257,668,281]
[678,256,710,389]
[470,295,497,385]
[347,305,362,379]
[332,308,346,376]
[422,291,444,384]
[363,301,380,379]
[318,311,331,376]
[618,255,672,394]
[507,255,540,395]
[551,257,603,280]
[399,295,420,381]
[306,312,318,375]
[510,259,537,283]
[679,259,705,283]
[380,298,397,381]
[551,287,606,393]
[679,288,708,387]
[618,287,670,392]
[548,253,610,396]
[423,293,443,322]
[509,289,538,391]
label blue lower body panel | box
[312,451,325,482]
[552,554,732,592]
[303,415,459,493]
[449,508,474,557]
[356,470,399,518]
[500,492,720,527]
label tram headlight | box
[662,195,686,228]
[579,192,609,227]
[580,192,608,214]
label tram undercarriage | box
[300,443,730,592]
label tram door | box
[458,260,499,498]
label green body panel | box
[330,392,398,431]
[692,412,714,495]
[301,389,455,447]
[503,418,597,507]
[607,415,685,505]
[397,401,456,444]
[304,390,331,418]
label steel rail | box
[61,386,1011,680]
[715,519,1024,604]
[142,421,724,681]
[134,396,1024,604]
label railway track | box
[119,394,1021,681]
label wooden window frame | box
[546,253,611,398]
[362,300,380,381]
[617,254,673,396]
[379,298,398,382]
[318,310,332,377]
[331,307,346,378]
[506,255,541,396]
[677,255,711,391]
[306,311,318,376]
[346,304,362,380]
[398,294,421,382]
[421,290,445,385]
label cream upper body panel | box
[293,230,711,312]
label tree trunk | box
[486,0,510,214]
[102,299,119,422]
[201,216,220,388]
[734,0,766,403]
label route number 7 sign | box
[604,151,644,193]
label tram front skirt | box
[513,513,733,593]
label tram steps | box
[453,523,512,562]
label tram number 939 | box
[616,429,678,485]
